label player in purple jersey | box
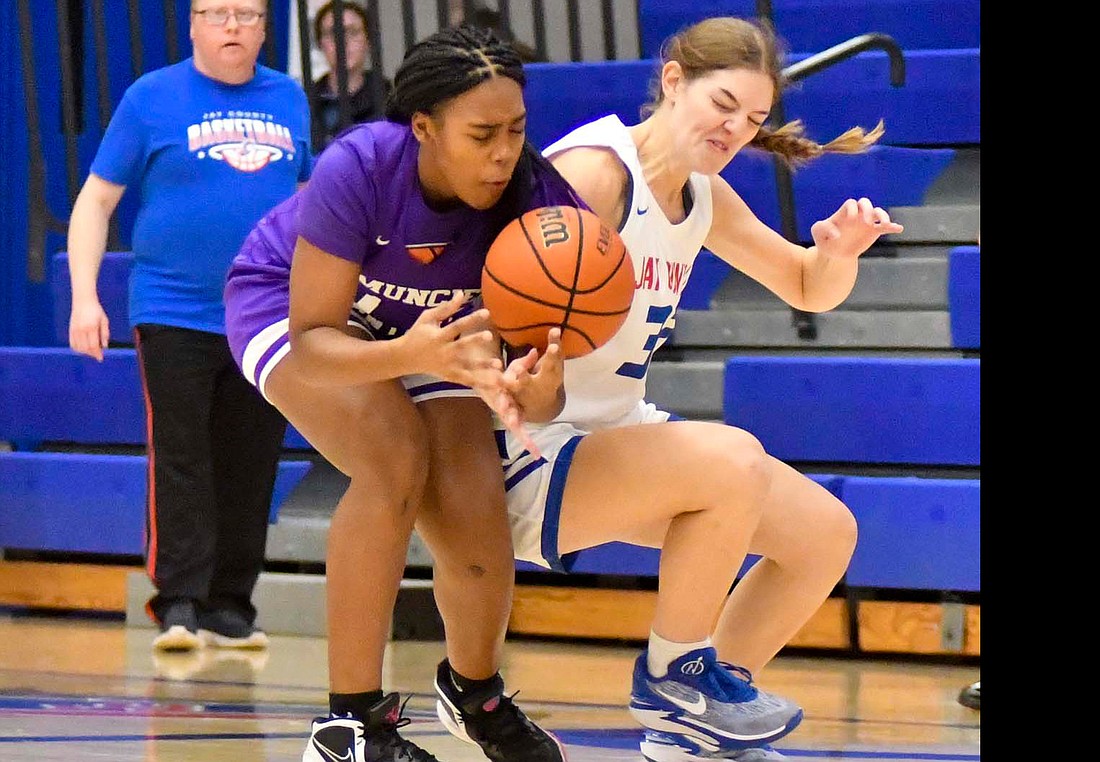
[224,24,576,762]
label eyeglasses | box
[192,8,266,27]
[320,26,366,43]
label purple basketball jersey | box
[225,120,582,385]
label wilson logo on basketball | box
[406,243,448,264]
[536,206,570,246]
[481,205,635,359]
[595,223,612,254]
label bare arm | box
[547,146,629,229]
[67,174,126,360]
[287,236,501,388]
[705,175,902,313]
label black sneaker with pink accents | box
[433,658,568,762]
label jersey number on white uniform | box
[616,304,674,380]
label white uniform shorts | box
[502,401,674,572]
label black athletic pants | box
[135,324,287,624]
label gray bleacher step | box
[647,360,726,419]
[669,309,952,349]
[712,256,949,310]
[265,457,433,566]
[264,509,331,564]
[646,349,965,422]
[885,146,978,244]
[922,147,980,206]
[267,507,434,569]
[886,204,980,244]
[126,571,440,639]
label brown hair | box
[645,16,884,169]
[312,0,369,48]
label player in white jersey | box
[498,16,905,762]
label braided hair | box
[387,22,578,220]
[385,23,525,123]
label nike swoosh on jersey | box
[375,235,391,245]
[637,206,649,215]
[313,740,353,762]
[653,684,708,715]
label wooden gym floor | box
[0,612,979,761]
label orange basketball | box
[481,205,635,359]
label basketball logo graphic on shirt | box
[187,111,297,173]
[212,139,279,172]
[406,243,448,264]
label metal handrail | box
[759,1,906,339]
[785,33,905,87]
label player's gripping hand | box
[811,197,904,260]
[69,299,111,362]
[501,327,565,424]
[402,292,505,390]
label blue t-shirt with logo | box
[91,58,312,334]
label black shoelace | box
[468,692,557,757]
[369,696,440,762]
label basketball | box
[481,205,635,359]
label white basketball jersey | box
[542,114,714,429]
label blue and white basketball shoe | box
[629,647,802,752]
[641,730,788,761]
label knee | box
[827,501,859,563]
[795,497,858,573]
[425,494,513,580]
[707,426,772,510]
[344,411,431,510]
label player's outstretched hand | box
[811,197,904,260]
[403,292,504,390]
[69,299,111,362]
[502,327,565,421]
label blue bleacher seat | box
[723,356,980,466]
[0,347,145,448]
[843,476,980,591]
[51,252,134,346]
[948,245,980,350]
[524,49,979,150]
[679,250,731,310]
[0,347,311,450]
[0,452,312,554]
[636,0,981,58]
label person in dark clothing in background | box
[311,0,391,152]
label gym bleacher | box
[0,0,978,659]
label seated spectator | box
[311,0,391,152]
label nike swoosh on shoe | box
[652,684,707,715]
[313,740,353,762]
